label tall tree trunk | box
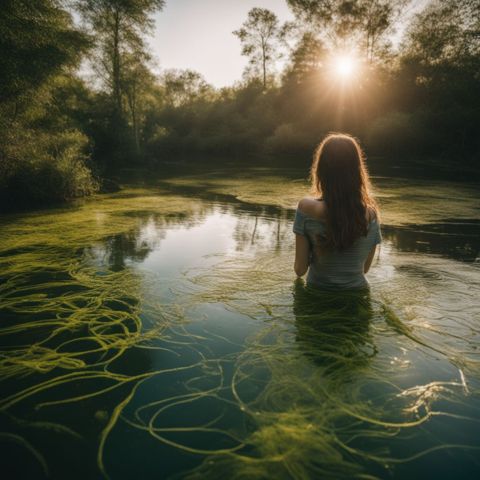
[261,39,267,89]
[133,112,139,155]
[132,92,140,155]
[127,82,140,155]
[112,9,122,113]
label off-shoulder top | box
[293,208,382,289]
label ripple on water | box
[0,176,479,479]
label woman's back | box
[293,203,381,289]
[293,133,381,288]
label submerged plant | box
[0,180,479,479]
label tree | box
[398,0,480,158]
[161,70,214,108]
[0,0,97,210]
[75,0,164,164]
[233,8,286,89]
[286,0,408,63]
[284,31,326,83]
[402,0,480,69]
[75,0,164,114]
[0,0,89,104]
[122,53,156,155]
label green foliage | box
[366,111,435,157]
[233,8,287,88]
[286,0,407,62]
[283,32,326,82]
[161,69,215,107]
[1,0,479,213]
[75,0,165,107]
[0,1,96,211]
[398,0,480,158]
[143,0,478,165]
[75,0,165,165]
[264,123,314,155]
[0,0,90,102]
[0,129,98,210]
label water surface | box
[1,167,479,479]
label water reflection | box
[1,176,480,479]
[383,220,480,262]
[232,209,290,253]
[83,210,211,270]
[92,231,157,271]
[82,197,480,275]
[82,203,294,273]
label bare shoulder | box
[297,197,327,221]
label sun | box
[334,55,356,79]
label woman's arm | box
[364,244,377,273]
[294,234,310,277]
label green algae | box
[0,171,479,479]
[177,245,480,479]
[159,168,480,226]
[0,188,211,476]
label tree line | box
[1,0,479,210]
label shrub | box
[264,123,312,154]
[365,111,436,157]
[0,128,98,211]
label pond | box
[1,165,479,479]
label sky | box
[148,0,295,88]
[146,0,432,89]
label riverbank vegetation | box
[1,0,479,211]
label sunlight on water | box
[0,169,479,479]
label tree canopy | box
[233,8,287,89]
[1,0,479,211]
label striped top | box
[293,208,381,289]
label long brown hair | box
[310,133,378,251]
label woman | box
[293,133,381,289]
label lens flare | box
[335,55,356,79]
